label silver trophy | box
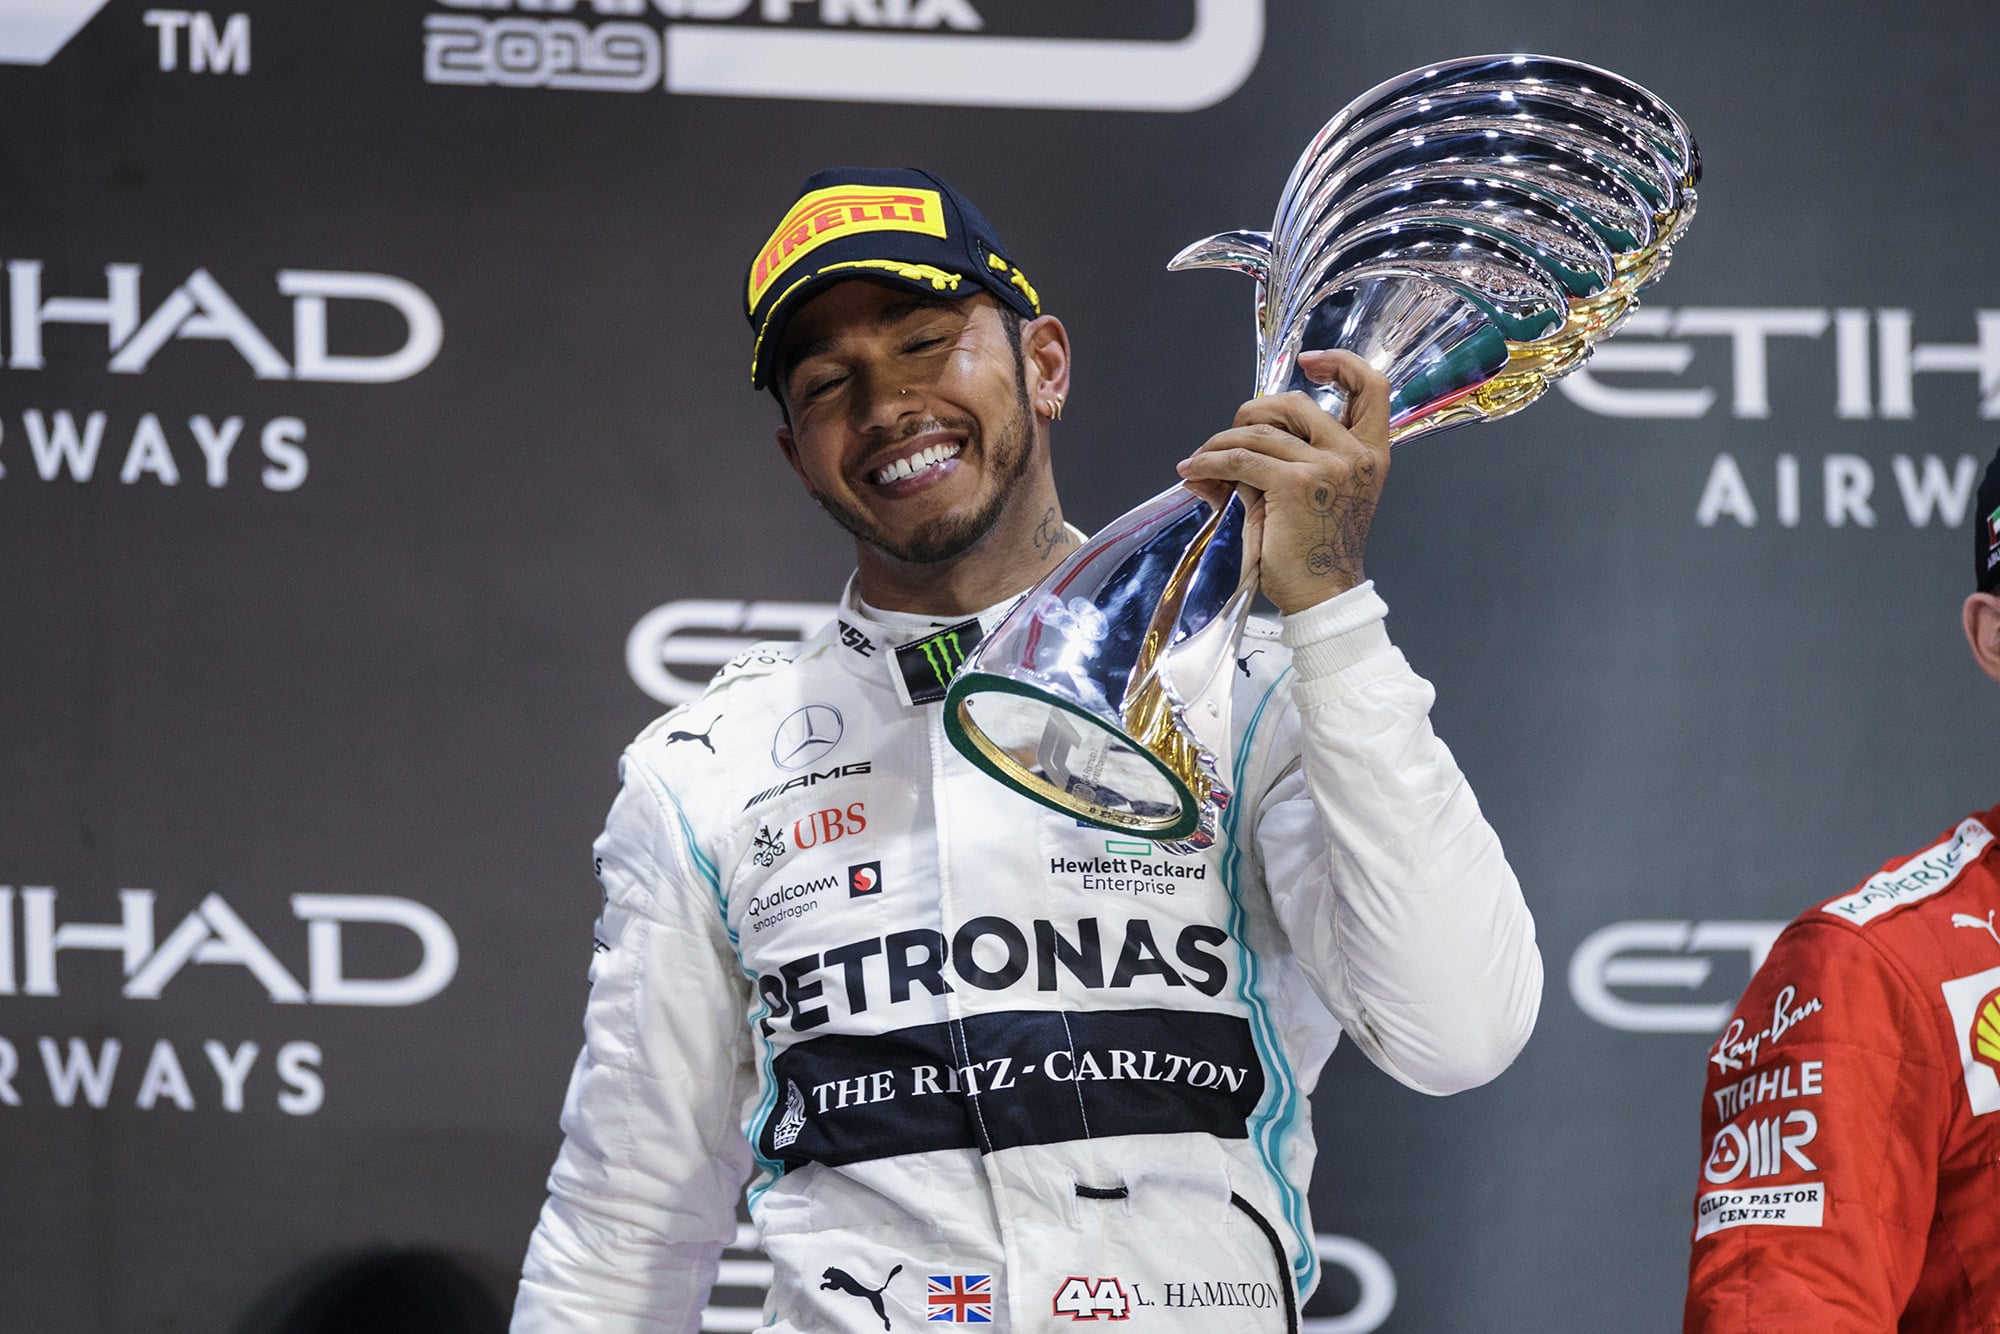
[943,54,1699,845]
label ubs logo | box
[772,705,844,771]
[796,803,865,850]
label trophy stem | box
[942,484,1256,843]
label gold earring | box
[1047,394,1065,422]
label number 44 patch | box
[1052,1277,1130,1321]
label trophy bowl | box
[944,54,1699,846]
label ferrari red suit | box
[1685,805,2000,1333]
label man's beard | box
[812,380,1036,566]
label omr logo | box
[0,0,114,65]
[424,0,1265,112]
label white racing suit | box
[514,579,1541,1333]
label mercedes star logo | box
[771,704,844,771]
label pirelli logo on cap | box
[749,186,946,310]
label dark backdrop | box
[3,2,1992,1329]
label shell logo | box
[1970,988,2000,1073]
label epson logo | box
[423,0,1263,112]
[0,886,459,1007]
[0,262,443,383]
[1568,920,1785,1033]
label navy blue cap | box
[744,166,1041,390]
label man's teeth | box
[872,442,961,485]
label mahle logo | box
[424,0,1265,112]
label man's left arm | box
[1252,584,1542,1093]
[1180,350,1541,1094]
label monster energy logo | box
[919,631,969,684]
[893,617,985,705]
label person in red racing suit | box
[1685,447,2000,1333]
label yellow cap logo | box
[748,186,946,311]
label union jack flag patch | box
[927,1273,993,1323]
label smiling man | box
[512,167,1542,1334]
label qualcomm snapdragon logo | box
[424,0,1264,112]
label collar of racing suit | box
[834,523,1090,706]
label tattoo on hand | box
[1032,507,1069,562]
[1304,462,1376,587]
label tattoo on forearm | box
[1305,461,1376,585]
[1032,507,1070,562]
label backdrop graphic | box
[1,2,1993,1330]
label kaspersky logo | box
[0,0,114,65]
[423,0,1265,112]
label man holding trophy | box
[516,54,1696,1334]
[512,163,1540,1333]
